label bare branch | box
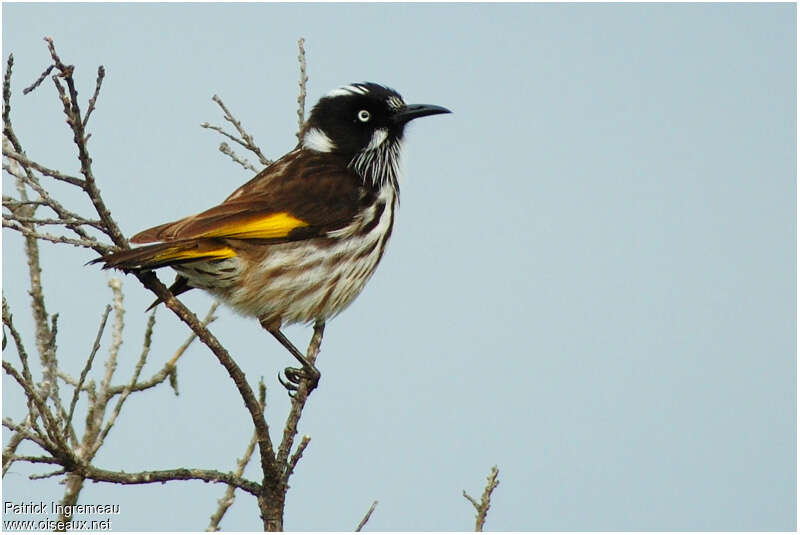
[1,149,55,410]
[217,142,259,173]
[88,465,261,495]
[3,149,85,186]
[92,311,155,453]
[207,426,260,531]
[200,122,248,148]
[3,54,36,175]
[22,63,54,95]
[2,148,104,247]
[65,305,111,433]
[2,220,108,251]
[2,213,103,230]
[30,468,68,480]
[2,418,53,454]
[7,449,262,495]
[204,94,271,166]
[2,197,49,209]
[355,500,378,532]
[284,435,310,482]
[107,302,219,396]
[3,54,17,133]
[2,428,26,475]
[82,65,105,128]
[44,313,72,444]
[10,454,62,465]
[463,465,500,532]
[1,299,55,449]
[2,361,65,454]
[296,38,308,140]
[99,278,125,396]
[44,37,127,248]
[2,296,34,385]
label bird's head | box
[300,82,451,158]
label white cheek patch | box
[366,128,389,151]
[302,128,336,153]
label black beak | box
[392,103,452,126]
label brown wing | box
[131,150,369,244]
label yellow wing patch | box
[153,245,237,263]
[201,212,309,239]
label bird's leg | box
[260,319,321,394]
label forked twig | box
[201,95,271,167]
[463,465,500,531]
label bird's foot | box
[278,364,320,396]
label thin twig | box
[2,418,53,454]
[462,466,500,532]
[217,142,259,173]
[44,37,128,248]
[22,63,54,94]
[200,122,249,148]
[65,305,111,434]
[107,302,219,396]
[2,197,49,208]
[78,464,261,495]
[98,278,124,399]
[92,311,155,453]
[82,65,105,128]
[3,55,35,182]
[3,297,50,455]
[30,468,67,480]
[2,428,26,476]
[44,313,71,444]
[207,429,260,531]
[2,220,108,251]
[355,501,379,532]
[205,94,271,166]
[2,213,104,229]
[2,361,66,454]
[3,149,85,186]
[8,454,60,465]
[296,38,308,140]
[3,54,17,136]
[284,435,311,482]
[2,296,33,386]
[2,148,102,247]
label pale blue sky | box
[2,3,796,531]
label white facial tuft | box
[302,128,336,153]
[366,128,389,151]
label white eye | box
[357,109,371,122]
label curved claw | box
[278,371,299,392]
[277,365,320,396]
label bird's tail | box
[90,240,232,310]
[90,239,237,271]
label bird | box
[93,82,450,393]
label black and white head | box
[301,82,450,189]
